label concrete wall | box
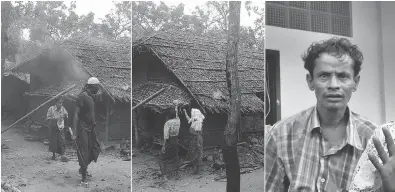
[380,2,395,122]
[266,1,394,124]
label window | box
[266,1,352,37]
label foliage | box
[132,1,264,50]
[1,1,131,70]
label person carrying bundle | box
[46,97,70,162]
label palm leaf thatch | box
[59,36,131,102]
[132,82,192,113]
[14,36,131,102]
[133,31,265,114]
[25,80,85,99]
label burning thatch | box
[13,36,131,102]
[133,31,265,114]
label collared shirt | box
[47,105,68,129]
[264,106,378,192]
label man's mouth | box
[326,94,343,100]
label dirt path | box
[1,126,131,192]
[132,148,264,192]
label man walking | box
[71,77,105,186]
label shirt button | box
[320,178,326,183]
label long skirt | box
[159,136,179,176]
[188,131,203,167]
[76,122,101,171]
[49,121,65,155]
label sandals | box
[78,181,89,188]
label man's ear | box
[353,75,360,92]
[306,73,314,91]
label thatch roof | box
[4,60,30,83]
[25,80,85,99]
[132,82,192,113]
[133,31,265,113]
[15,36,131,102]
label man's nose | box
[328,76,340,89]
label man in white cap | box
[71,77,105,186]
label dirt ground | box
[132,148,264,192]
[1,125,131,192]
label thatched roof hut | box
[12,36,132,142]
[13,36,131,102]
[133,31,265,114]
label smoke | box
[59,49,90,82]
[44,48,89,84]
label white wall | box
[266,2,388,124]
[380,2,395,122]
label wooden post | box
[104,100,111,143]
[223,2,241,192]
[133,109,140,148]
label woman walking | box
[46,97,69,162]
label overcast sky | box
[66,0,116,23]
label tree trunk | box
[222,2,241,192]
[1,2,12,80]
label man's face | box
[306,53,360,111]
[56,100,63,108]
[88,85,100,94]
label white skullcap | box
[87,77,100,85]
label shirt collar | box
[308,106,363,150]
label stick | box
[214,167,260,181]
[203,142,247,150]
[99,65,131,69]
[2,84,76,133]
[132,87,168,110]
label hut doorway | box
[265,49,281,126]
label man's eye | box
[338,74,348,79]
[319,74,328,78]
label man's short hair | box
[301,37,364,77]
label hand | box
[71,135,77,141]
[161,147,165,154]
[183,109,187,113]
[368,127,395,192]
